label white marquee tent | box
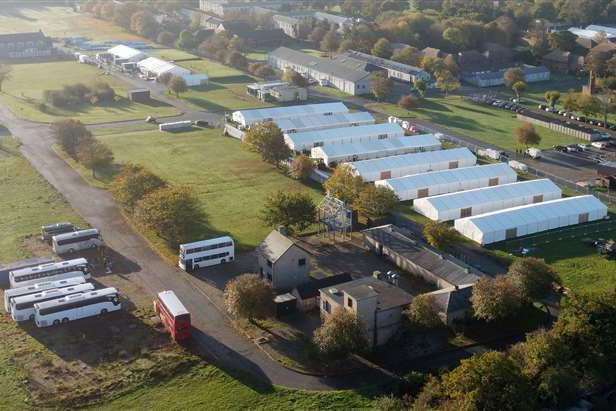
[311,135,441,166]
[107,45,146,62]
[232,102,348,128]
[375,163,517,201]
[347,147,476,182]
[454,195,607,245]
[277,111,375,134]
[284,123,405,152]
[137,57,191,78]
[413,179,562,222]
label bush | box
[398,95,417,110]
[44,82,116,108]
[226,51,248,69]
[289,155,314,180]
[52,119,94,158]
[224,274,274,321]
[111,164,167,209]
[313,308,369,359]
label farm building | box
[334,50,430,83]
[268,47,372,95]
[231,102,348,128]
[347,147,476,183]
[311,135,441,167]
[454,195,608,245]
[376,163,517,202]
[107,44,147,63]
[284,123,405,153]
[413,179,562,222]
[277,111,374,134]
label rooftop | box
[427,284,474,314]
[335,50,427,76]
[294,273,353,299]
[0,31,49,43]
[321,276,413,311]
[257,230,307,263]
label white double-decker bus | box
[4,276,87,313]
[178,236,234,271]
[34,287,121,328]
[9,258,91,289]
[11,283,95,322]
[52,228,103,254]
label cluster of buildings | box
[0,31,55,60]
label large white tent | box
[232,102,348,128]
[137,57,191,78]
[375,163,517,201]
[413,179,562,222]
[107,45,146,62]
[277,111,375,134]
[284,123,405,152]
[454,195,607,245]
[311,135,441,166]
[347,147,476,182]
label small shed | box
[274,293,297,317]
[128,89,151,103]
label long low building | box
[277,111,374,134]
[284,123,405,153]
[376,163,517,201]
[231,102,348,128]
[311,135,441,166]
[454,195,608,245]
[335,50,430,83]
[347,147,476,182]
[413,179,562,222]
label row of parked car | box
[538,105,616,132]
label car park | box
[566,144,581,152]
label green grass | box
[366,96,586,151]
[314,85,354,99]
[0,62,178,124]
[149,48,201,62]
[99,364,375,410]
[0,137,85,263]
[95,128,323,252]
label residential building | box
[0,31,54,60]
[462,65,550,87]
[268,47,372,95]
[425,284,474,326]
[363,225,482,289]
[482,42,513,68]
[272,13,313,39]
[231,102,348,128]
[568,26,616,41]
[334,50,431,83]
[291,273,353,312]
[313,11,356,33]
[215,21,287,46]
[319,276,413,347]
[257,230,311,291]
[542,50,584,74]
[589,41,616,57]
[199,0,299,17]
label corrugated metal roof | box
[276,111,374,133]
[235,102,348,125]
[337,50,427,76]
[285,123,403,148]
[313,135,440,158]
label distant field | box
[367,96,586,151]
[0,137,85,263]
[95,128,323,253]
[0,61,178,124]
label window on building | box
[267,259,272,267]
[533,195,543,203]
[267,272,272,281]
[460,207,472,218]
[489,177,499,186]
[298,258,306,266]
[417,188,429,198]
[323,300,330,313]
[347,297,353,308]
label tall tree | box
[423,221,459,250]
[224,274,274,322]
[130,10,159,39]
[544,90,561,108]
[313,308,368,358]
[354,185,399,220]
[168,75,188,98]
[471,276,525,321]
[371,37,393,59]
[371,72,393,101]
[111,164,167,210]
[323,164,364,205]
[512,80,527,100]
[406,294,442,329]
[504,67,525,87]
[260,190,316,234]
[391,46,420,66]
[516,123,541,147]
[436,70,460,97]
[320,30,340,57]
[413,78,427,98]
[243,122,291,166]
[289,155,314,181]
[548,31,578,52]
[76,139,113,178]
[52,119,94,159]
[282,69,308,87]
[508,258,560,302]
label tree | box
[224,274,274,322]
[176,30,196,50]
[158,72,173,85]
[282,68,308,87]
[413,79,427,98]
[534,0,557,21]
[135,185,201,246]
[309,26,327,45]
[423,221,459,250]
[516,122,541,147]
[585,51,610,76]
[253,64,275,79]
[226,50,248,69]
[157,31,176,47]
[576,93,601,117]
[597,76,616,124]
[76,139,113,178]
[243,122,291,166]
[391,46,420,66]
[511,81,527,100]
[113,2,139,29]
[398,95,417,111]
[0,64,12,92]
[471,276,525,321]
[548,31,577,52]
[563,92,578,112]
[323,164,364,205]
[260,190,316,234]
[52,119,94,158]
[504,67,525,88]
[111,164,167,209]
[443,54,460,77]
[435,70,460,97]
[289,155,313,180]
[544,90,561,108]
[338,39,354,53]
[443,27,468,51]
[228,37,246,53]
[130,10,158,39]
[354,185,399,220]
[168,75,188,98]
[313,308,368,358]
[371,72,393,101]
[536,366,579,409]
[508,258,560,302]
[371,37,393,59]
[320,30,340,57]
[406,294,442,329]
[421,56,446,77]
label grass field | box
[0,62,178,124]
[367,96,585,151]
[94,128,323,253]
[0,137,85,263]
[0,6,142,41]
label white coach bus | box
[9,258,91,289]
[35,287,121,328]
[178,236,234,271]
[52,229,103,255]
[11,283,95,322]
[4,276,87,313]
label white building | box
[311,135,441,167]
[347,147,476,183]
[231,102,348,128]
[277,111,374,134]
[107,44,147,63]
[284,123,405,153]
[413,179,562,222]
[376,163,517,202]
[454,195,608,245]
[137,57,190,77]
[568,26,616,40]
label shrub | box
[52,119,94,158]
[111,164,167,209]
[224,274,274,321]
[398,95,417,110]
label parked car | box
[577,144,590,151]
[193,120,209,127]
[566,144,581,152]
[145,116,157,123]
[553,145,567,152]
[592,141,609,149]
[538,104,547,110]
